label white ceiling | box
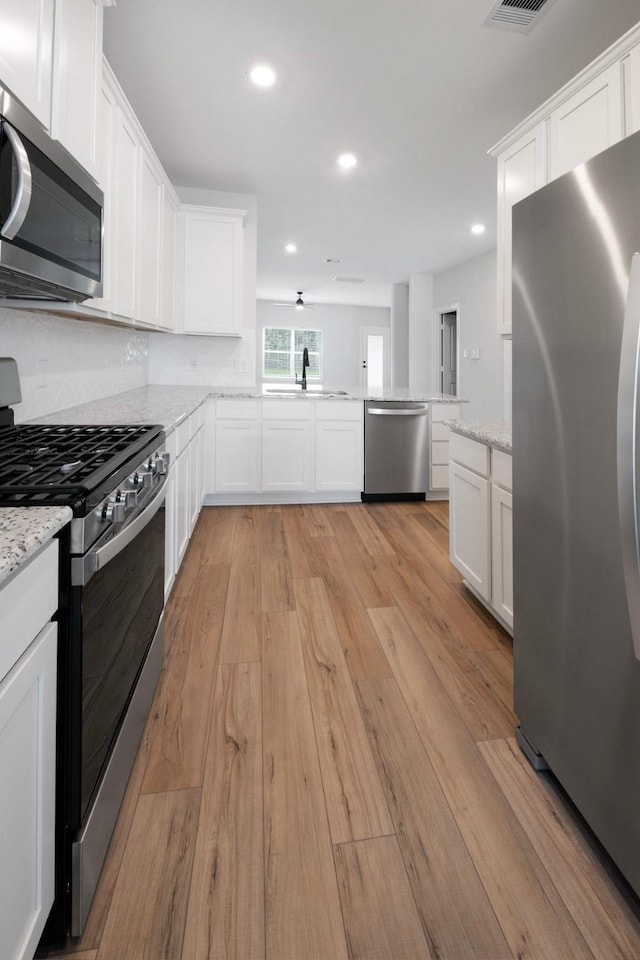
[104,0,640,307]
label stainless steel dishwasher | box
[362,400,430,500]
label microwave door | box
[0,120,32,240]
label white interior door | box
[359,327,390,393]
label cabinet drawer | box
[430,403,460,423]
[0,541,58,683]
[262,400,313,421]
[316,400,363,422]
[492,449,512,492]
[165,429,178,462]
[431,421,450,441]
[431,464,449,490]
[216,399,260,420]
[431,440,449,465]
[450,433,490,477]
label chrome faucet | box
[296,347,309,390]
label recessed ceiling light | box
[471,223,486,235]
[250,64,276,87]
[338,152,357,170]
[285,243,297,254]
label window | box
[263,328,322,380]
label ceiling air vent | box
[484,0,556,33]
[333,276,365,284]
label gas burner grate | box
[0,423,164,500]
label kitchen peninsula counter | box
[0,506,72,586]
[446,420,512,453]
[31,385,463,435]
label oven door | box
[69,481,166,934]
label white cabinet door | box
[112,104,140,320]
[0,622,57,960]
[449,461,491,602]
[159,188,179,331]
[215,421,260,493]
[627,42,640,135]
[0,0,54,128]
[262,420,314,491]
[137,148,164,328]
[88,72,117,314]
[315,420,363,492]
[188,431,201,532]
[178,206,246,336]
[262,400,313,492]
[215,401,260,493]
[164,464,176,600]
[315,401,363,493]
[51,0,102,177]
[496,125,547,335]
[548,62,624,181]
[204,399,216,495]
[491,483,513,630]
[176,446,190,566]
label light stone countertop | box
[8,386,464,570]
[447,420,512,453]
[0,506,72,587]
[30,385,464,435]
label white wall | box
[0,308,148,423]
[408,273,434,391]
[391,282,409,389]
[147,328,256,386]
[433,249,504,421]
[256,300,390,387]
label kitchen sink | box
[265,388,349,396]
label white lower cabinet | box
[315,402,363,492]
[0,541,59,960]
[215,400,261,494]
[449,433,513,630]
[262,401,314,492]
[449,460,491,602]
[165,406,206,594]
[491,482,514,627]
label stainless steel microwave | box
[0,86,103,302]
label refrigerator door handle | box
[617,252,640,660]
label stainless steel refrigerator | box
[512,127,640,896]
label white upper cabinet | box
[496,126,546,336]
[178,206,246,336]
[160,187,179,331]
[492,24,640,336]
[137,149,164,328]
[0,0,54,128]
[112,102,140,320]
[88,67,117,313]
[626,41,640,135]
[50,0,103,178]
[548,62,624,181]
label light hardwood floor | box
[49,502,640,960]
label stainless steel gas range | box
[0,416,169,944]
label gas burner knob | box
[133,470,153,489]
[117,489,138,508]
[103,500,126,523]
[150,453,168,475]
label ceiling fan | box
[273,291,314,310]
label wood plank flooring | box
[47,503,640,960]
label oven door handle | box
[73,478,167,587]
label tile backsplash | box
[147,329,256,386]
[0,308,149,422]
